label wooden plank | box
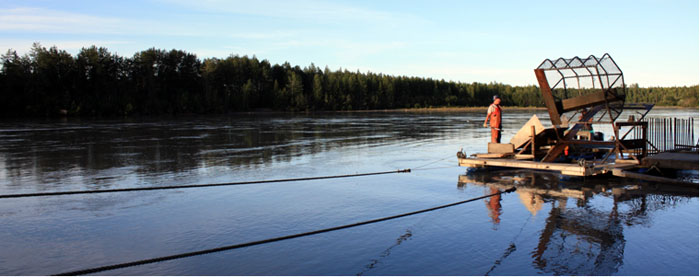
[561,170,587,176]
[458,157,590,176]
[534,69,562,126]
[565,140,616,146]
[576,131,591,140]
[542,105,605,163]
[615,159,640,165]
[612,169,698,186]
[488,143,515,154]
[531,125,536,160]
[560,91,618,112]
[510,114,546,149]
[541,143,567,163]
[514,154,535,160]
[475,153,512,159]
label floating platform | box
[458,157,636,176]
[457,53,698,185]
[642,152,699,170]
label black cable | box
[0,169,411,199]
[55,187,516,276]
[412,154,455,170]
[412,165,459,171]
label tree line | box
[0,44,696,117]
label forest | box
[0,44,697,117]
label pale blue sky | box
[1,0,698,86]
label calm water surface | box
[0,108,697,275]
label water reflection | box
[357,228,413,276]
[459,169,698,275]
[0,113,476,192]
[0,110,695,275]
[486,187,502,225]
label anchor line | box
[55,187,517,276]
[412,154,456,170]
[412,165,460,171]
[4,152,463,200]
[0,169,411,199]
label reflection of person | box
[483,95,502,143]
[486,187,502,224]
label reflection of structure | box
[517,191,543,216]
[458,169,698,275]
[533,198,625,275]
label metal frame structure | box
[534,53,627,126]
[533,54,653,163]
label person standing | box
[483,95,502,143]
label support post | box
[531,125,536,161]
[642,122,647,158]
[534,69,562,126]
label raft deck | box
[458,157,636,176]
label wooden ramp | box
[510,115,546,149]
[459,157,634,176]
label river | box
[0,108,697,275]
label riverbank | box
[1,105,694,120]
[364,106,546,112]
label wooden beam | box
[458,157,595,176]
[560,91,619,112]
[612,169,698,186]
[515,154,535,160]
[563,140,615,146]
[475,153,513,159]
[531,125,536,160]
[541,143,567,162]
[542,105,605,162]
[534,69,562,126]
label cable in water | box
[55,187,516,276]
[413,154,458,170]
[0,169,411,199]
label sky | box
[0,0,698,86]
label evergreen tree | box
[0,43,696,117]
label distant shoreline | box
[1,105,695,120]
[332,105,697,113]
[335,106,543,113]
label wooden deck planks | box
[460,158,590,176]
[458,157,637,176]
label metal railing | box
[644,117,697,154]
